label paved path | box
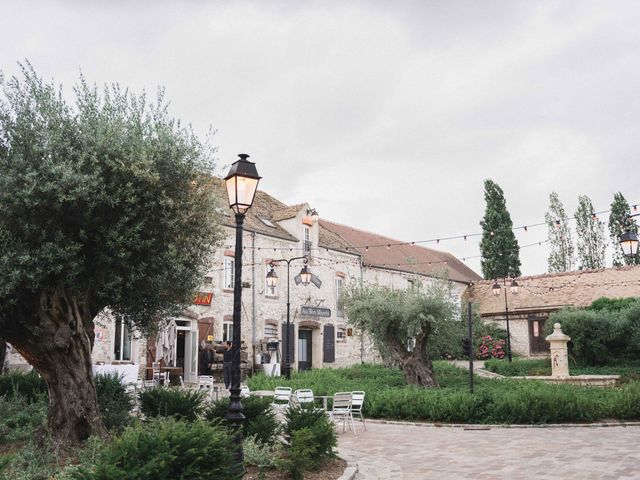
[337,421,640,479]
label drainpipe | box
[251,231,256,376]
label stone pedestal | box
[546,323,571,378]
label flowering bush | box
[477,335,506,360]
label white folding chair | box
[197,375,215,398]
[142,379,157,390]
[351,391,366,431]
[294,389,315,406]
[240,385,250,398]
[271,386,292,413]
[329,392,355,434]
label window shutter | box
[281,323,295,365]
[323,324,335,363]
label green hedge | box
[247,363,640,424]
[0,371,47,403]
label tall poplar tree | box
[479,179,521,279]
[608,192,639,266]
[545,191,575,272]
[574,195,607,270]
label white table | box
[92,364,140,385]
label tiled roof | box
[271,204,307,222]
[466,266,640,315]
[319,220,482,284]
[211,179,298,242]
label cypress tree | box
[479,179,521,279]
[575,195,607,270]
[545,191,575,273]
[608,192,639,266]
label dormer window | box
[303,226,311,256]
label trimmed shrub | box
[205,396,279,443]
[138,387,206,421]
[588,297,639,312]
[70,418,237,480]
[243,434,282,469]
[283,404,336,479]
[0,371,47,403]
[94,373,132,432]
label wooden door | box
[528,316,550,354]
[298,329,313,371]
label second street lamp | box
[619,212,640,259]
[224,153,261,474]
[266,257,314,380]
[492,278,519,362]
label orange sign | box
[194,292,213,306]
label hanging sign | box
[194,292,213,306]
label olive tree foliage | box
[545,191,575,273]
[574,195,607,270]
[343,279,459,388]
[0,63,223,444]
[608,192,639,266]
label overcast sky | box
[2,1,639,277]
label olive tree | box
[0,64,222,445]
[343,280,458,387]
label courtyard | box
[338,422,640,479]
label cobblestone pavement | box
[337,421,640,479]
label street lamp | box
[619,213,640,258]
[266,257,314,380]
[492,278,519,362]
[224,153,261,473]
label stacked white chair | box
[271,386,292,414]
[350,391,366,431]
[329,392,355,434]
[240,385,251,398]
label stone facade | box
[6,181,481,378]
[465,266,640,357]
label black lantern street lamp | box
[619,212,640,259]
[224,154,261,473]
[266,257,314,380]
[492,278,519,362]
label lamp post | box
[492,277,519,362]
[224,154,261,473]
[619,213,639,259]
[266,257,314,380]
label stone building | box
[465,266,640,357]
[5,180,481,379]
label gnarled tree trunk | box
[387,330,438,388]
[3,288,107,446]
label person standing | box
[223,340,233,389]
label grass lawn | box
[248,362,640,424]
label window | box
[114,320,132,361]
[223,256,234,290]
[265,264,276,296]
[336,327,346,343]
[264,323,277,337]
[223,321,233,342]
[336,277,344,318]
[303,226,311,256]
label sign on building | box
[301,306,331,318]
[194,292,213,306]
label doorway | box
[174,319,198,383]
[528,316,550,355]
[298,329,313,371]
